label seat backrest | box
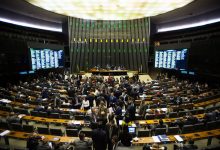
[155,128,166,136]
[138,130,150,137]
[182,125,194,134]
[167,127,179,135]
[30,111,39,116]
[145,114,155,120]
[50,128,63,136]
[178,111,187,117]
[194,123,204,132]
[169,112,178,118]
[50,113,60,119]
[75,115,84,120]
[37,127,49,134]
[60,114,70,119]
[207,121,217,130]
[23,124,34,133]
[39,111,48,117]
[66,129,78,137]
[0,122,9,129]
[82,130,92,137]
[156,113,166,119]
[11,123,23,131]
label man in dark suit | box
[92,122,107,150]
[105,117,119,150]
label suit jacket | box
[92,128,107,150]
[105,123,119,140]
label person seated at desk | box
[6,112,21,124]
[81,97,90,111]
[185,113,199,125]
[37,137,53,150]
[34,103,44,112]
[72,131,93,150]
[27,132,43,150]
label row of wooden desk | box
[1,128,220,145]
[0,110,204,126]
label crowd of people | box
[0,71,220,150]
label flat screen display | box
[154,48,188,70]
[128,127,136,133]
[30,48,64,70]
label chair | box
[37,127,49,134]
[160,104,167,108]
[0,122,9,129]
[194,123,204,132]
[135,115,143,120]
[181,125,194,134]
[156,113,166,119]
[167,127,179,135]
[154,128,166,136]
[75,115,84,120]
[66,129,79,137]
[49,113,60,119]
[169,112,178,118]
[13,108,21,114]
[38,111,48,117]
[82,130,92,137]
[207,121,217,130]
[23,124,34,133]
[60,114,70,119]
[11,123,23,131]
[138,130,150,137]
[30,111,39,116]
[19,109,29,115]
[189,109,197,115]
[178,111,187,117]
[145,114,155,120]
[50,128,63,136]
[197,109,205,114]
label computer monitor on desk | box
[128,127,136,137]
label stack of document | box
[158,135,170,142]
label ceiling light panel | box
[25,0,194,20]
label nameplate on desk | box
[152,136,160,143]
[0,130,10,136]
[174,135,183,142]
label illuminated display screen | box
[25,0,194,20]
[155,48,188,70]
[30,48,64,70]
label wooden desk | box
[132,129,220,145]
[137,114,205,125]
[90,69,128,75]
[194,98,220,107]
[2,128,219,144]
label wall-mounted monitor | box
[30,48,64,70]
[154,48,188,70]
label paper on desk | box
[0,130,10,136]
[0,99,12,104]
[152,136,160,143]
[72,121,81,125]
[174,135,183,142]
[18,114,26,119]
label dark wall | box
[151,22,220,83]
[68,17,150,73]
[0,22,67,86]
[188,38,220,78]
